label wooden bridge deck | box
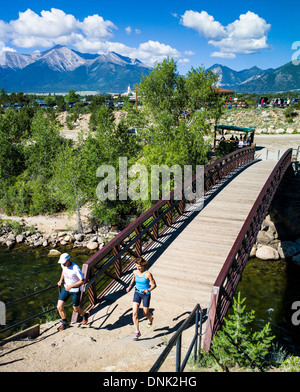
[147,160,277,316]
[0,159,278,372]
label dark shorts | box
[58,287,81,307]
[133,290,151,308]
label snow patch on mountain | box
[40,46,87,72]
[0,51,35,69]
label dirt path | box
[0,283,192,372]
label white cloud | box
[72,38,180,66]
[226,11,270,40]
[178,58,190,64]
[135,40,180,65]
[0,8,182,67]
[11,9,77,39]
[181,10,227,40]
[211,51,236,59]
[79,14,117,39]
[4,8,116,49]
[125,26,141,35]
[180,10,271,58]
[0,41,16,52]
[184,50,195,56]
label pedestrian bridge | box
[0,147,294,372]
[78,148,293,349]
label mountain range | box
[208,62,300,94]
[0,45,151,93]
[0,45,300,94]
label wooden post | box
[113,245,122,279]
[135,226,142,257]
[202,286,219,351]
[167,200,172,226]
[152,211,159,240]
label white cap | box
[58,253,71,264]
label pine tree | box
[208,292,275,371]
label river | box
[0,246,91,339]
[234,257,300,356]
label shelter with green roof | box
[213,124,255,150]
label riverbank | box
[251,215,300,264]
[0,205,120,255]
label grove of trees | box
[0,58,224,230]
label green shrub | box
[202,293,275,371]
[279,356,300,372]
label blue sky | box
[0,1,298,73]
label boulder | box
[83,228,93,234]
[87,242,99,250]
[286,128,294,134]
[250,244,257,258]
[97,236,105,244]
[7,234,16,242]
[63,235,73,243]
[74,234,84,242]
[16,234,25,243]
[5,240,15,249]
[73,241,83,248]
[48,249,61,257]
[33,240,43,247]
[256,245,280,260]
[261,219,278,239]
[256,231,273,245]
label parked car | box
[128,128,138,134]
[115,101,124,109]
[105,100,114,109]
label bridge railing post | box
[166,200,173,226]
[113,244,122,279]
[152,211,159,240]
[135,225,142,257]
[203,286,219,351]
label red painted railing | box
[73,147,255,321]
[202,148,293,351]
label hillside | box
[218,106,300,133]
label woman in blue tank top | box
[126,257,156,341]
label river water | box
[0,245,300,355]
[234,257,300,356]
[0,246,91,339]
